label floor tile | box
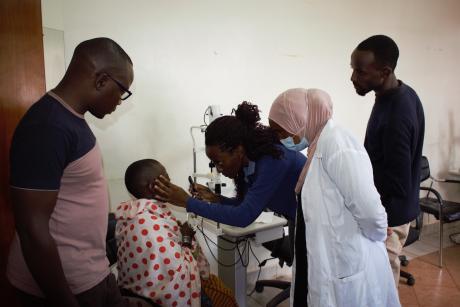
[402,249,420,261]
[398,283,419,306]
[447,265,460,289]
[418,245,460,267]
[404,241,439,257]
[246,231,460,307]
[247,295,264,307]
[247,284,290,307]
[419,245,460,289]
[402,258,457,288]
[401,244,460,307]
[413,284,460,307]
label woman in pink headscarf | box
[269,88,399,307]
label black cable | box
[236,239,250,268]
[248,241,261,265]
[197,225,240,267]
[195,219,286,297]
[246,243,279,296]
[197,218,249,249]
[218,233,251,247]
[247,267,262,296]
[196,225,238,251]
[247,241,262,296]
[196,223,251,268]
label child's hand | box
[177,221,195,238]
[178,221,195,248]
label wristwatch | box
[182,235,192,248]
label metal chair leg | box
[439,219,443,268]
[266,287,290,307]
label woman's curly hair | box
[205,101,282,199]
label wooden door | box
[0,0,46,303]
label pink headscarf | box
[269,88,333,193]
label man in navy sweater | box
[350,35,425,287]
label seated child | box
[115,159,237,307]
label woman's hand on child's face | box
[153,175,190,207]
[189,183,220,203]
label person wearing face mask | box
[269,88,400,307]
[152,101,306,228]
[279,135,309,152]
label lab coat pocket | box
[332,269,365,307]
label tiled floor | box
[247,222,460,307]
[399,245,460,307]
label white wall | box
[41,0,460,205]
[41,0,64,30]
[41,0,460,272]
[43,27,65,91]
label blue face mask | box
[280,136,309,151]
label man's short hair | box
[74,37,132,65]
[124,159,164,199]
[67,37,132,76]
[357,35,399,70]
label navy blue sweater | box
[365,81,425,227]
[186,146,306,227]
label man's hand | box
[387,227,393,236]
[189,183,220,203]
[11,188,79,307]
[154,175,190,207]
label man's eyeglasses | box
[106,73,132,100]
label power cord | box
[247,240,276,296]
[196,224,250,267]
[195,219,284,298]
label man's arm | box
[381,108,413,199]
[11,187,79,307]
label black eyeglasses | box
[106,73,132,100]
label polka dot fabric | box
[115,199,201,307]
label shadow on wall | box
[447,110,460,173]
[423,110,460,205]
[87,101,135,131]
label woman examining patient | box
[268,88,400,307]
[153,101,306,227]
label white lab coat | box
[291,120,400,307]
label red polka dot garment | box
[115,199,202,307]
